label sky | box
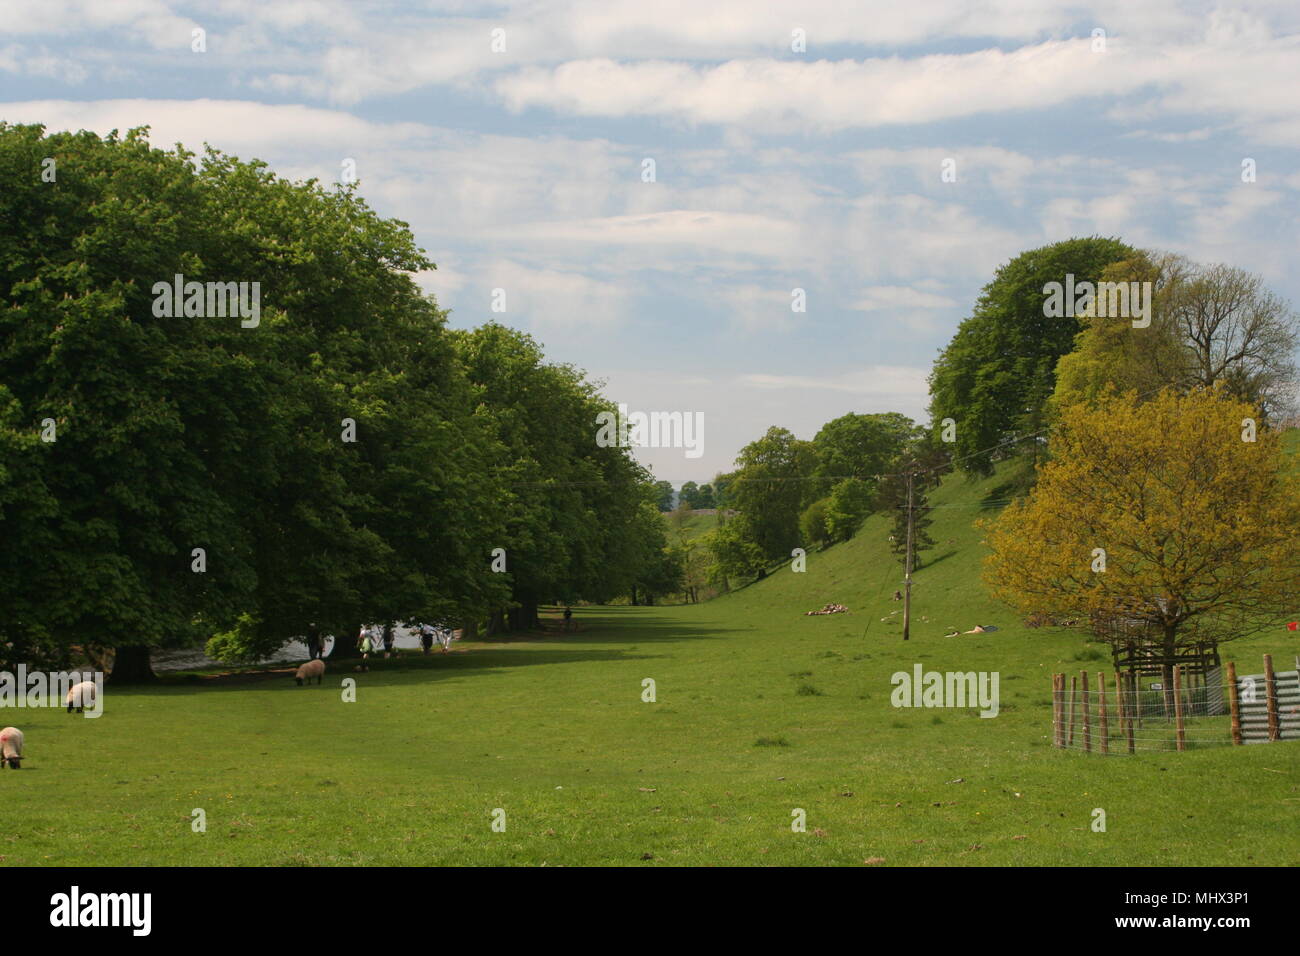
[3,0,1299,483]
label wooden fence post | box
[1173,664,1185,752]
[1264,654,1281,743]
[1126,672,1136,754]
[1081,671,1091,753]
[1098,672,1109,755]
[1068,676,1078,748]
[1113,670,1124,755]
[1227,660,1242,746]
[1052,674,1062,748]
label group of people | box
[416,622,454,655]
[350,622,454,670]
[301,621,453,672]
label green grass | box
[4,458,1298,866]
[665,508,720,541]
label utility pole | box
[902,471,914,642]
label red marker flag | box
[1289,622,1299,632]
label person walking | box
[563,606,573,632]
[357,626,373,671]
[382,621,396,659]
[419,623,434,656]
[305,623,322,661]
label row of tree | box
[0,124,675,680]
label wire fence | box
[1051,656,1300,755]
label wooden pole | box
[1067,676,1078,748]
[1264,654,1280,743]
[1113,670,1123,733]
[1081,671,1092,753]
[1052,674,1063,748]
[1173,664,1185,752]
[1098,672,1109,755]
[901,472,914,642]
[1126,672,1136,754]
[1227,661,1242,746]
[1113,670,1125,753]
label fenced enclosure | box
[1051,655,1300,754]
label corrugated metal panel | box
[1238,670,1300,742]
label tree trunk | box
[331,623,361,660]
[1161,626,1178,719]
[486,608,506,636]
[461,617,478,642]
[523,601,540,629]
[110,644,156,684]
[630,585,638,606]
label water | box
[150,624,450,672]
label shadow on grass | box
[146,610,731,694]
[915,549,958,569]
[980,481,1020,510]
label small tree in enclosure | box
[982,386,1300,708]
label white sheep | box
[295,659,325,686]
[66,680,96,713]
[0,727,23,769]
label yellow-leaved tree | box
[983,386,1300,696]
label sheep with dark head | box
[1,727,23,769]
[66,681,96,713]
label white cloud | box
[852,286,960,311]
[488,209,803,259]
[0,98,429,155]
[722,285,801,331]
[482,259,629,330]
[737,366,929,404]
[494,41,1149,133]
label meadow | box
[4,462,1298,867]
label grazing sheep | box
[1,727,23,769]
[66,680,96,713]
[295,659,325,686]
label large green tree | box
[812,412,919,490]
[928,237,1135,475]
[726,426,817,564]
[0,124,509,677]
[1053,251,1299,422]
[452,323,659,629]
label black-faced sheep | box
[0,727,23,769]
[66,681,96,713]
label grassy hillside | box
[664,508,720,541]
[4,455,1297,866]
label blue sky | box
[3,0,1299,482]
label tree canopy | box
[929,237,1135,475]
[982,387,1300,671]
[0,124,671,677]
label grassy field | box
[4,461,1298,866]
[665,507,721,541]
